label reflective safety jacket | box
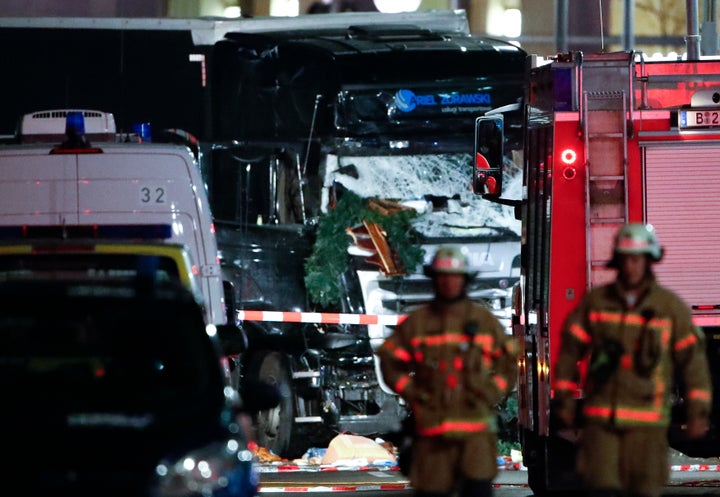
[553,277,712,427]
[378,297,518,437]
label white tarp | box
[320,434,397,466]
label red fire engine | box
[475,50,720,495]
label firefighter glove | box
[589,337,623,386]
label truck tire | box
[248,350,299,458]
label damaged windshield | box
[323,153,521,238]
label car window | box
[0,253,181,283]
[0,294,218,406]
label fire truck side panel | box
[634,120,720,462]
[548,116,588,388]
[643,142,720,311]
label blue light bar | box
[0,224,173,241]
[65,111,86,136]
[51,110,100,153]
[132,122,152,143]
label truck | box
[199,10,527,456]
[474,50,720,495]
[0,11,526,457]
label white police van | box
[0,109,227,329]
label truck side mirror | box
[473,115,504,198]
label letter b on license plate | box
[680,110,720,128]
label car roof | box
[0,239,202,300]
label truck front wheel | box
[248,350,298,458]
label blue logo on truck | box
[395,89,491,113]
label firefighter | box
[377,245,518,497]
[553,223,712,497]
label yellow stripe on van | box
[0,242,196,291]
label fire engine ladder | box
[582,89,630,288]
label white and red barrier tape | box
[258,483,529,494]
[258,483,528,493]
[257,465,397,474]
[237,311,719,327]
[257,459,717,474]
[669,464,720,472]
[237,310,408,326]
[259,483,413,493]
[255,460,719,493]
[495,458,720,473]
[256,463,526,493]
[257,459,525,474]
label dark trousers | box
[415,478,492,497]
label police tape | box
[669,464,720,472]
[259,483,413,493]
[259,483,527,493]
[236,310,408,326]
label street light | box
[373,0,421,13]
[223,6,241,17]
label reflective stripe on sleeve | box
[418,420,489,436]
[674,334,698,352]
[553,379,579,391]
[394,375,410,394]
[568,323,591,344]
[687,389,712,402]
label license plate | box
[679,109,720,128]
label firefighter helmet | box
[424,245,477,277]
[610,223,663,264]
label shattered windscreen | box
[323,153,521,238]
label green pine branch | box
[304,190,424,307]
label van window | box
[0,254,181,284]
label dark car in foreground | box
[0,277,261,497]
